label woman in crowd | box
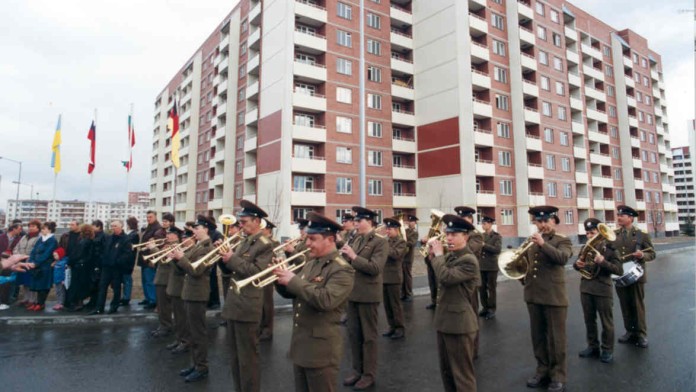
[65,224,96,312]
[14,219,41,307]
[28,222,58,311]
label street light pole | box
[0,156,22,220]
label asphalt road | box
[0,248,693,391]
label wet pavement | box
[0,247,694,391]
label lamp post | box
[0,156,22,220]
[12,181,34,200]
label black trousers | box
[425,257,438,305]
[96,266,122,311]
[208,266,220,307]
[479,270,498,311]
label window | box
[368,179,383,195]
[646,192,652,202]
[337,58,352,75]
[645,95,651,105]
[551,9,560,23]
[336,147,352,164]
[560,132,569,146]
[368,121,382,137]
[612,147,620,158]
[565,210,574,224]
[611,126,618,138]
[539,51,549,65]
[561,157,571,171]
[296,53,316,65]
[642,57,648,68]
[542,101,552,116]
[607,85,615,97]
[295,82,315,95]
[634,72,641,82]
[537,25,547,40]
[336,87,352,104]
[336,116,352,133]
[236,160,243,173]
[641,150,648,161]
[649,133,655,144]
[367,66,381,82]
[337,30,352,47]
[638,111,644,122]
[535,2,545,14]
[498,150,511,166]
[237,136,244,149]
[368,150,383,166]
[237,111,245,125]
[614,168,622,179]
[633,53,639,63]
[367,13,381,29]
[643,170,650,181]
[558,106,567,121]
[501,209,514,225]
[654,191,660,203]
[616,189,624,202]
[494,66,508,83]
[647,114,653,125]
[238,64,246,77]
[493,40,506,56]
[295,113,315,127]
[555,81,565,96]
[640,130,646,141]
[240,42,247,55]
[500,180,513,196]
[636,91,642,101]
[643,76,649,86]
[294,144,315,159]
[235,185,242,199]
[496,94,509,111]
[367,94,382,109]
[294,175,314,191]
[605,65,613,77]
[238,87,245,102]
[367,39,381,55]
[553,57,563,71]
[497,122,511,138]
[547,182,557,197]
[563,184,572,198]
[609,106,616,118]
[241,19,248,33]
[540,76,550,90]
[544,128,554,143]
[546,154,556,170]
[337,2,352,19]
[336,177,352,194]
[552,33,562,47]
[491,13,504,30]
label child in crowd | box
[51,247,68,311]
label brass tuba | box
[498,236,535,280]
[418,209,445,257]
[576,223,617,279]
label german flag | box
[167,99,180,168]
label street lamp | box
[0,156,22,220]
[12,181,34,200]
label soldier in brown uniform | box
[523,206,573,392]
[478,216,502,320]
[381,217,408,340]
[612,205,656,348]
[336,213,356,249]
[220,200,274,392]
[283,218,309,258]
[340,206,389,390]
[454,206,483,357]
[166,231,192,354]
[573,218,622,363]
[428,214,480,392]
[170,215,216,383]
[150,224,182,338]
[259,219,278,341]
[219,220,242,306]
[401,215,419,302]
[274,212,355,392]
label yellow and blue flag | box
[51,114,62,174]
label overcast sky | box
[0,0,693,212]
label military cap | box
[442,214,476,233]
[383,217,402,228]
[167,226,184,239]
[481,215,496,223]
[584,218,601,232]
[528,205,559,221]
[454,206,476,217]
[406,214,419,222]
[616,205,639,217]
[306,212,343,234]
[296,218,309,230]
[238,199,268,218]
[341,213,354,223]
[352,206,377,220]
[193,215,217,231]
[552,215,560,224]
[263,219,276,229]
[162,212,175,223]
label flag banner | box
[125,114,136,171]
[51,114,62,174]
[87,121,96,174]
[167,99,180,168]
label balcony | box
[292,156,327,174]
[393,165,417,180]
[636,200,646,210]
[475,160,495,176]
[586,108,608,123]
[293,91,327,113]
[392,109,416,127]
[247,54,260,75]
[243,165,257,180]
[524,107,540,124]
[631,137,640,148]
[526,135,542,151]
[660,163,670,173]
[217,102,228,117]
[393,194,417,208]
[570,97,583,111]
[391,57,414,75]
[593,199,615,210]
[584,86,606,101]
[294,60,327,83]
[623,56,633,69]
[291,189,326,206]
[651,68,659,80]
[472,99,493,118]
[218,55,229,73]
[469,13,488,36]
[477,192,497,206]
[247,80,260,99]
[245,107,258,125]
[293,123,326,143]
[529,193,546,206]
[249,2,262,26]
[210,174,224,187]
[528,164,544,179]
[573,146,587,158]
[581,43,602,61]
[575,171,589,183]
[248,28,261,50]
[634,179,644,189]
[474,129,494,146]
[391,84,415,100]
[390,4,413,27]
[628,115,638,127]
[519,27,535,47]
[652,85,660,97]
[568,72,581,87]
[472,70,491,90]
[244,137,257,153]
[658,144,667,154]
[470,42,490,63]
[591,175,613,188]
[632,157,643,169]
[577,197,590,209]
[626,95,637,107]
[566,49,579,65]
[656,125,665,135]
[654,105,663,117]
[583,66,605,82]
[392,136,416,153]
[625,76,635,88]
[522,80,539,97]
[390,30,413,51]
[521,53,537,71]
[294,29,327,54]
[588,131,610,144]
[564,26,577,40]
[517,1,534,20]
[589,152,611,166]
[295,0,327,25]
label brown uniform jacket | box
[166,257,186,298]
[219,236,243,278]
[346,230,389,303]
[404,227,419,264]
[610,226,656,283]
[336,229,356,250]
[522,230,573,307]
[383,236,407,285]
[573,241,623,297]
[221,231,273,322]
[154,242,178,286]
[176,238,215,302]
[480,230,502,271]
[467,231,484,258]
[276,250,355,368]
[431,247,480,334]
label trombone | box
[189,233,243,270]
[132,238,166,250]
[229,249,311,294]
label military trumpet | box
[189,233,243,270]
[229,249,311,294]
[132,238,166,250]
[154,242,196,265]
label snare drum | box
[612,261,644,288]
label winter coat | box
[29,235,58,291]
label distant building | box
[673,139,695,232]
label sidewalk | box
[2,237,693,326]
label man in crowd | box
[0,223,22,310]
[401,215,418,302]
[478,216,502,320]
[139,211,166,310]
[91,220,133,315]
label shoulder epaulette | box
[334,256,350,267]
[555,233,567,238]
[258,235,270,245]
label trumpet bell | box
[597,223,616,242]
[219,214,237,227]
[498,250,527,280]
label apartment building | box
[149,0,678,240]
[672,146,694,231]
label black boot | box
[578,346,600,358]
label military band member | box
[259,219,278,342]
[274,213,355,392]
[151,226,183,339]
[340,207,389,390]
[220,200,274,392]
[523,206,572,392]
[381,217,408,340]
[166,231,191,355]
[454,206,483,357]
[284,218,309,258]
[170,215,216,383]
[428,214,480,392]
[401,215,419,302]
[612,205,656,348]
[573,218,622,363]
[478,216,502,319]
[336,213,357,249]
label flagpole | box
[126,103,133,219]
[52,114,60,215]
[89,109,97,207]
